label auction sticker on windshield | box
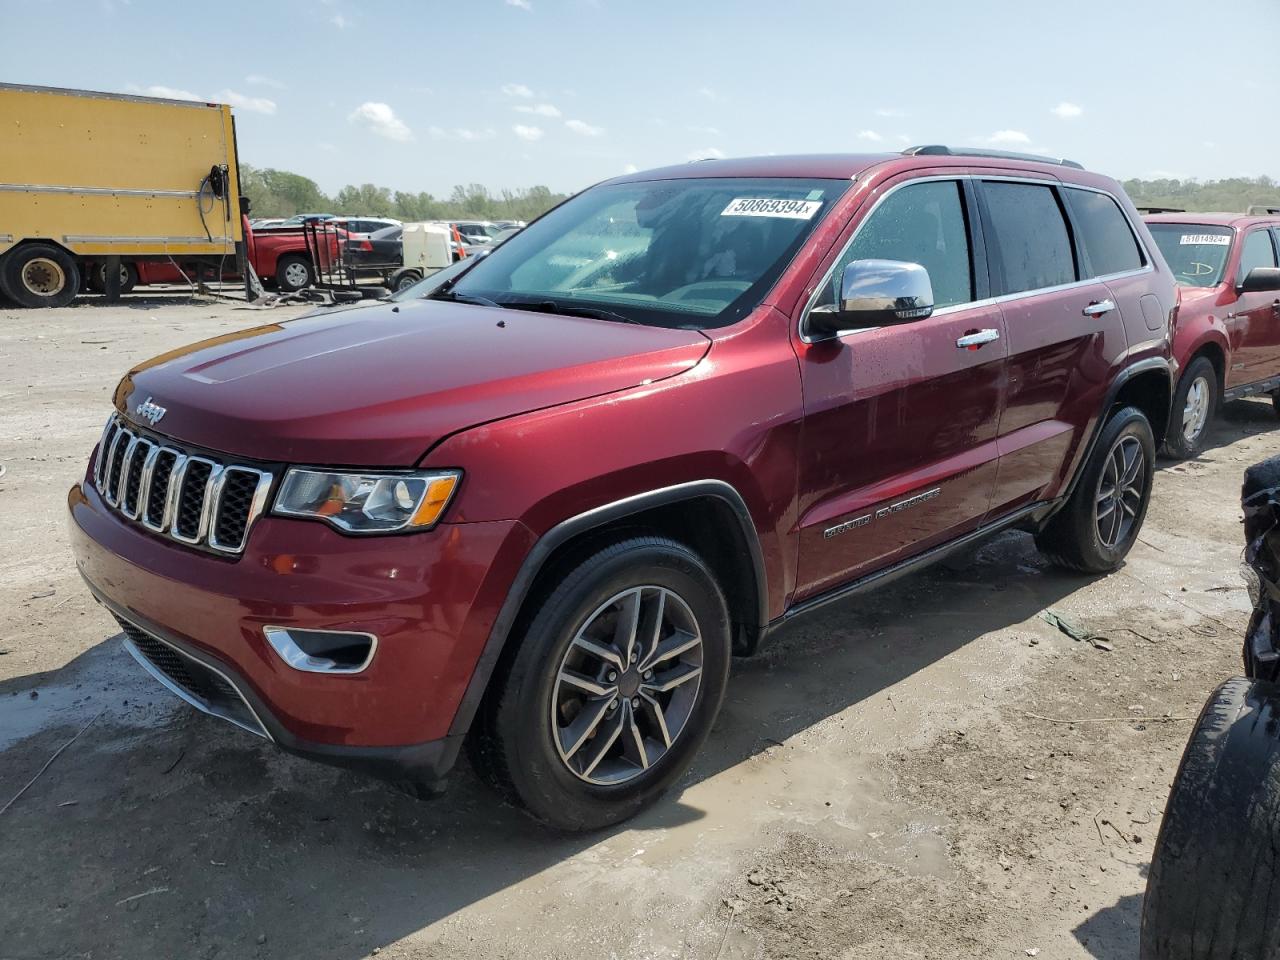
[722,198,822,219]
[1179,233,1232,245]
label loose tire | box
[468,536,731,831]
[1141,677,1280,960]
[1,244,81,308]
[1165,356,1218,459]
[275,255,314,292]
[1036,405,1155,573]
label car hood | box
[114,299,710,466]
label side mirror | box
[807,259,934,341]
[1239,267,1280,294]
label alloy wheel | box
[1182,375,1210,443]
[550,585,703,785]
[1095,435,1145,549]
[284,262,310,288]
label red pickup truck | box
[84,216,339,295]
[1145,212,1280,457]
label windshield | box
[1148,223,1234,287]
[449,177,849,329]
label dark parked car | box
[344,224,403,278]
[71,146,1176,830]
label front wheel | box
[1,244,81,308]
[1164,356,1217,459]
[1036,405,1156,573]
[468,536,731,831]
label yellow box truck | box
[0,83,243,307]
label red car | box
[1144,211,1280,457]
[70,147,1176,829]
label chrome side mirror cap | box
[808,259,935,341]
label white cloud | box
[513,124,544,141]
[875,107,906,118]
[983,129,1031,145]
[214,89,277,115]
[506,0,532,8]
[428,126,496,141]
[697,86,718,100]
[245,74,286,90]
[330,12,347,27]
[857,129,884,142]
[565,118,604,137]
[1050,101,1083,119]
[687,147,726,161]
[895,134,912,144]
[687,124,720,135]
[515,102,561,117]
[348,102,412,141]
[623,163,639,174]
[501,82,534,98]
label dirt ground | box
[0,292,1273,960]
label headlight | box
[273,468,461,533]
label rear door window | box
[1064,188,1144,277]
[1239,229,1278,284]
[981,181,1076,295]
[814,179,974,310]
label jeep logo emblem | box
[135,396,167,426]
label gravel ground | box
[0,293,1272,959]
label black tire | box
[1036,405,1155,573]
[1272,391,1279,418]
[275,254,314,292]
[89,262,138,296]
[1141,677,1280,960]
[467,536,731,831]
[393,269,422,292]
[1164,356,1218,459]
[1,244,81,308]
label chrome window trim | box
[798,173,1154,344]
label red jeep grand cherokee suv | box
[1144,210,1280,457]
[70,147,1176,830]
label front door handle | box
[1083,299,1116,318]
[956,328,1000,349]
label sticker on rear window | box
[1179,233,1231,246]
[721,198,822,220]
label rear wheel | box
[1141,678,1280,959]
[275,255,314,292]
[1036,405,1155,573]
[89,262,138,296]
[1164,356,1217,459]
[468,536,731,831]
[1272,391,1280,417]
[392,269,422,292]
[1,244,81,308]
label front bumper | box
[68,477,533,786]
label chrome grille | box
[92,414,273,555]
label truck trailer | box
[0,83,244,307]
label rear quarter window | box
[1064,188,1144,277]
[982,181,1076,295]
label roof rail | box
[1137,206,1186,214]
[902,145,1085,170]
[1247,205,1280,216]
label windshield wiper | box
[427,290,502,308]
[502,299,639,325]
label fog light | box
[264,626,377,674]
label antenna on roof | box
[902,145,1084,170]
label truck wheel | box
[468,536,731,831]
[90,262,138,295]
[1141,677,1280,960]
[275,255,314,292]
[1,244,81,308]
[1164,357,1217,459]
[1272,391,1280,417]
[1036,405,1155,573]
[392,269,422,292]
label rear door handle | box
[956,329,1000,349]
[1083,299,1116,318]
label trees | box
[239,163,568,222]
[1123,176,1280,213]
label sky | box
[4,0,1277,197]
